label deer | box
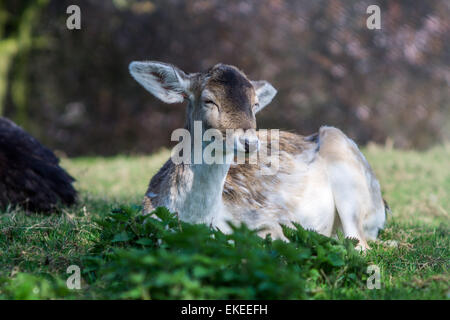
[129,61,387,250]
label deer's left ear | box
[251,80,277,114]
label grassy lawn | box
[0,146,448,299]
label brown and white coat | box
[130,61,386,250]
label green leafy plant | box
[0,273,69,299]
[82,206,368,299]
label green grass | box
[0,146,448,299]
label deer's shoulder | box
[223,130,319,209]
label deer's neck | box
[164,115,234,230]
[170,161,231,230]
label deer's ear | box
[251,80,277,113]
[129,61,191,104]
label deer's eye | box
[204,100,218,109]
[253,102,260,110]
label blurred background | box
[1,0,449,156]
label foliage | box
[0,273,69,300]
[81,206,367,299]
[0,0,49,120]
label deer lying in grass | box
[129,61,386,250]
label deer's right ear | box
[129,61,191,104]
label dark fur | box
[202,64,256,131]
[209,65,253,118]
[0,117,77,212]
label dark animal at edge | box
[0,117,77,212]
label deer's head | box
[129,61,277,155]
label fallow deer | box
[129,61,386,250]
